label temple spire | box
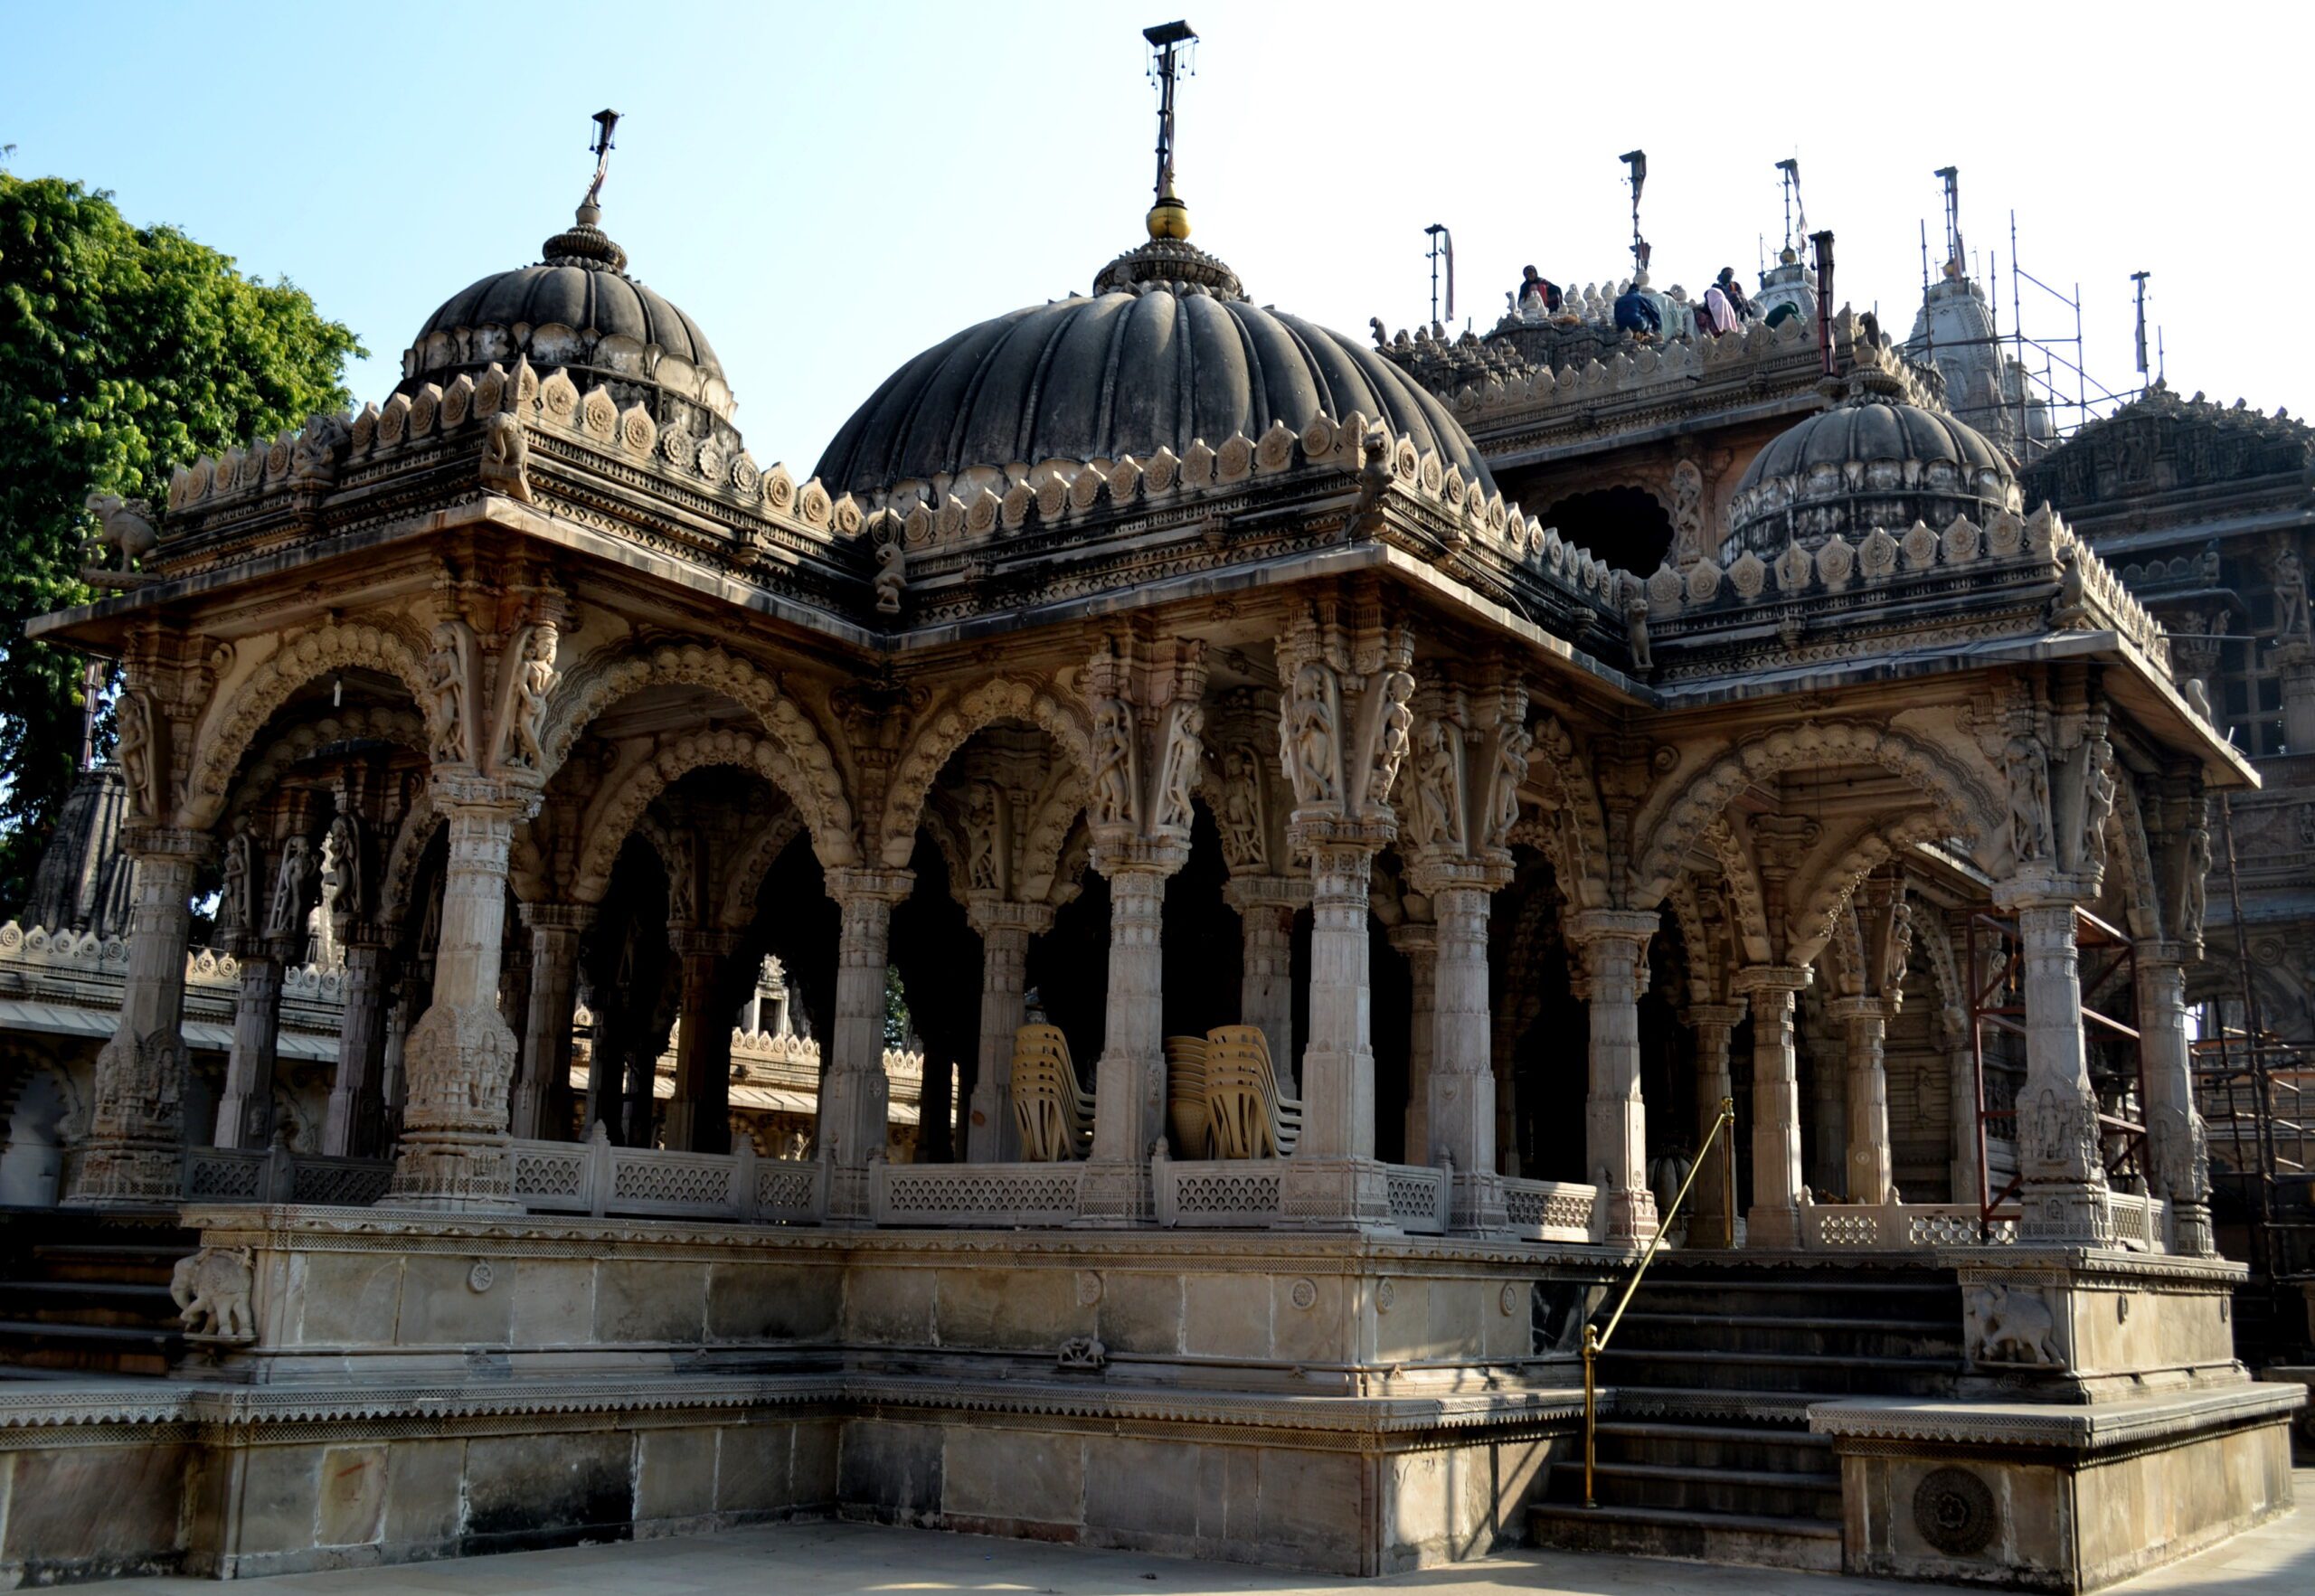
[1143,21,1197,241]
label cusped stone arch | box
[1663,870,1734,1005]
[1783,813,1950,971]
[1510,716,1613,909]
[717,810,808,930]
[1908,896,1968,1032]
[1631,721,2002,910]
[1015,763,1090,906]
[541,642,856,866]
[572,729,808,904]
[224,707,428,819]
[377,787,442,931]
[2100,775,2161,942]
[186,621,437,827]
[875,679,1093,870]
[1703,817,1774,967]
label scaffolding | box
[1968,907,2147,1233]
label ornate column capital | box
[1566,908,1661,948]
[2132,939,2190,972]
[1686,1002,1746,1031]
[1384,920,1439,959]
[1992,873,2098,912]
[823,865,914,906]
[965,894,1057,939]
[670,927,742,959]
[1403,852,1514,898]
[1731,963,1813,996]
[522,901,595,935]
[1089,834,1191,880]
[1827,994,1891,1026]
[118,824,213,864]
[1287,814,1395,864]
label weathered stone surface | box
[594,1261,706,1343]
[462,1433,635,1554]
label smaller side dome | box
[1726,373,2019,557]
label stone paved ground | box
[128,1471,2313,1596]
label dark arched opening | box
[1540,486,1676,574]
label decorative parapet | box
[1626,505,2177,680]
[0,920,347,1034]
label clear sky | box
[9,1,2306,474]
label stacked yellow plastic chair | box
[1200,1025,1303,1158]
[1011,1023,1094,1161]
[1163,1035,1211,1158]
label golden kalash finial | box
[1143,21,1197,241]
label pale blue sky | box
[9,1,2304,471]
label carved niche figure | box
[2003,736,2053,865]
[117,690,156,820]
[325,807,366,925]
[964,785,1001,891]
[2273,543,2310,641]
[2079,744,2117,871]
[1966,1283,2062,1368]
[290,412,348,484]
[496,622,558,771]
[217,826,259,945]
[873,541,906,614]
[268,834,318,942]
[171,1245,257,1341]
[1624,591,1654,674]
[1411,718,1462,853]
[1152,702,1204,833]
[1884,897,1915,995]
[1486,722,1531,850]
[1369,669,1415,807]
[1668,459,1705,556]
[1217,745,1268,870]
[1090,700,1137,828]
[480,411,532,502]
[666,829,698,925]
[2178,823,2211,942]
[423,621,474,765]
[1283,663,1338,805]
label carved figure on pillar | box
[218,825,261,948]
[1216,744,1268,870]
[496,621,558,772]
[118,691,158,822]
[424,619,476,766]
[2005,736,2053,866]
[326,807,367,927]
[267,834,318,942]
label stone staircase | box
[1529,1259,1967,1572]
[0,1208,198,1377]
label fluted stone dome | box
[1726,377,2021,557]
[817,238,1493,503]
[401,212,734,423]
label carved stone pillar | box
[512,905,589,1141]
[1570,910,1661,1247]
[1387,920,1438,1168]
[820,867,912,1221]
[1734,965,1812,1248]
[1426,875,1509,1232]
[666,930,740,1154]
[1490,998,1527,1177]
[1829,995,1895,1207]
[2003,893,2113,1246]
[2275,640,2315,754]
[1278,823,1394,1227]
[1081,855,1176,1222]
[213,946,285,1150]
[1687,1003,1745,1243]
[67,828,206,1206]
[1224,875,1306,1094]
[321,933,392,1157]
[386,787,528,1211]
[2137,948,2213,1255]
[965,901,1050,1163]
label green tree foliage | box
[0,173,361,905]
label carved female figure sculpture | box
[423,621,472,765]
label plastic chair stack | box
[1010,1024,1094,1162]
[1164,1035,1211,1158]
[1200,1025,1303,1159]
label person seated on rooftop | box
[1612,281,1661,338]
[1700,281,1740,335]
[1515,264,1562,316]
[1716,266,1755,320]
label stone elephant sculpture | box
[170,1245,256,1341]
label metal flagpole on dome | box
[1144,21,1197,239]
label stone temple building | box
[1,54,2306,1590]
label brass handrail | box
[1582,1095,1736,1510]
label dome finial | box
[1142,22,1198,240]
[543,109,628,272]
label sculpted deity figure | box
[268,834,317,942]
[1884,897,1915,994]
[1283,663,1338,805]
[965,785,1001,891]
[1217,745,1267,868]
[325,807,366,925]
[424,621,473,765]
[2273,543,2310,641]
[1091,700,1137,827]
[1487,722,1531,849]
[2179,824,2211,941]
[1368,669,1415,807]
[2004,736,2053,865]
[117,690,156,819]
[1152,702,1204,833]
[666,829,697,925]
[218,826,260,943]
[874,541,906,615]
[1411,718,1461,852]
[500,623,558,770]
[2080,743,2117,871]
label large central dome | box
[816,238,1492,503]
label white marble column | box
[2005,893,2113,1245]
[1688,1002,1744,1244]
[67,829,206,1205]
[387,787,527,1211]
[1082,860,1173,1222]
[819,867,911,1221]
[2135,949,2213,1256]
[1388,920,1438,1167]
[966,902,1049,1163]
[666,930,739,1154]
[1430,878,1509,1232]
[321,934,392,1157]
[1224,876,1306,1094]
[1570,910,1661,1247]
[1490,998,1526,1177]
[1734,965,1811,1248]
[1279,825,1393,1229]
[213,947,284,1150]
[511,904,588,1141]
[1830,995,1895,1206]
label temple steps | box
[1530,1259,1966,1572]
[0,1209,195,1377]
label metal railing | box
[1582,1096,1735,1509]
